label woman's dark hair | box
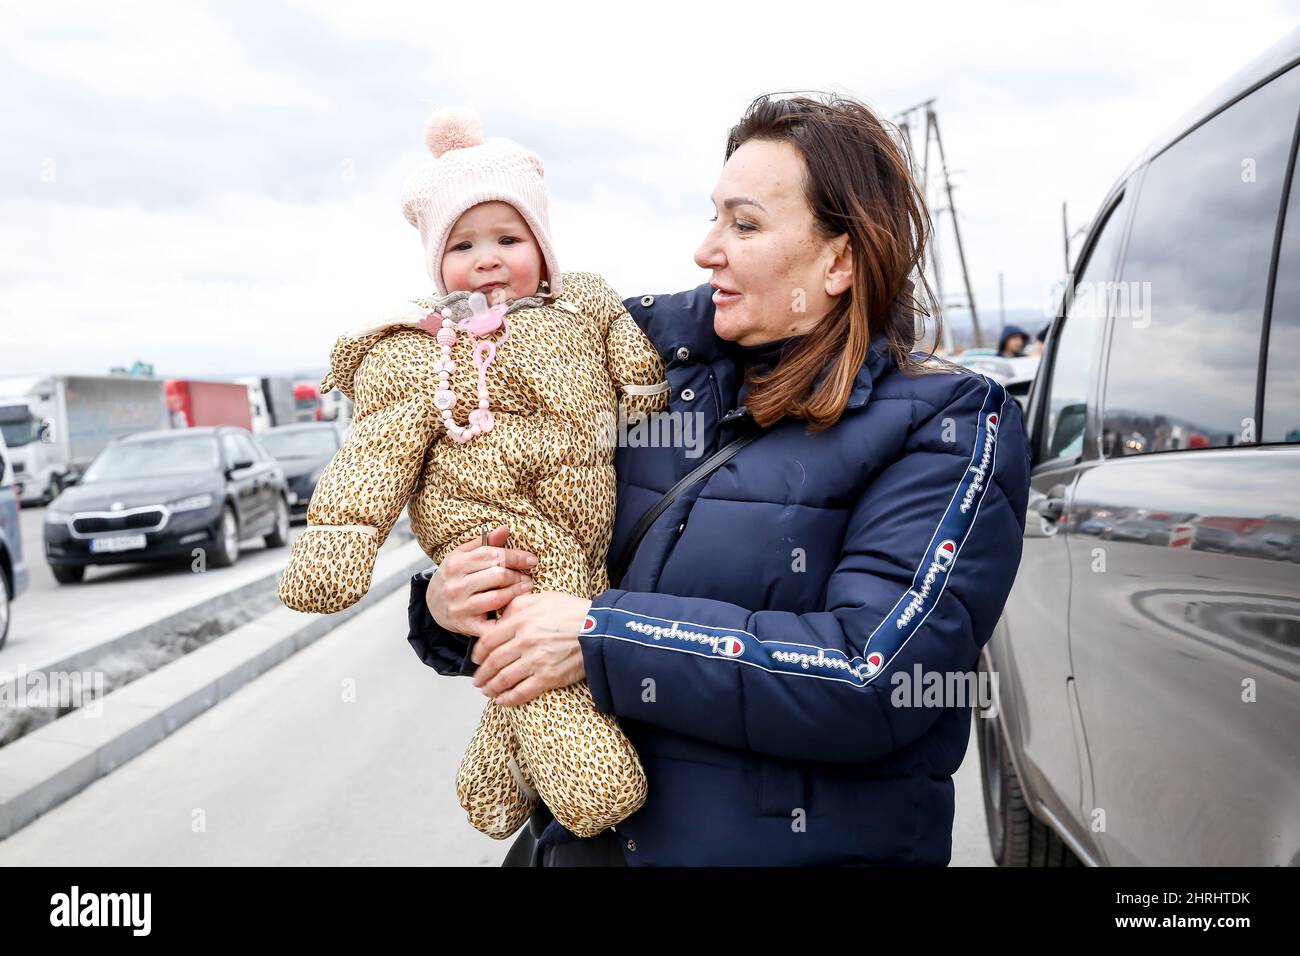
[724,91,956,432]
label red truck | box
[165,380,253,430]
[293,381,323,422]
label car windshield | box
[82,436,221,482]
[0,408,39,448]
[258,429,338,460]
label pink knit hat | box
[400,107,562,297]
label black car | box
[256,422,347,521]
[979,28,1300,866]
[44,427,290,583]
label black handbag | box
[500,803,629,867]
[500,804,555,867]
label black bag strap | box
[609,424,762,588]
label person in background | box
[996,323,1028,357]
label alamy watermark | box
[1051,275,1153,328]
[0,669,105,717]
[595,408,707,459]
[889,664,999,717]
[50,886,151,935]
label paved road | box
[953,718,996,866]
[6,504,304,672]
[0,585,995,866]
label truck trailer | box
[0,375,170,505]
[164,379,253,430]
[235,375,298,431]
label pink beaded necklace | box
[418,290,512,444]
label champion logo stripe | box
[862,377,1006,673]
[584,611,878,684]
[584,376,1008,688]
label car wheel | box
[976,666,1082,867]
[264,496,290,548]
[0,569,10,648]
[51,564,86,585]
[210,505,240,568]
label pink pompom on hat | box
[400,107,562,297]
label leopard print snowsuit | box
[277,271,668,838]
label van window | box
[1101,64,1300,457]
[1040,192,1128,463]
[1262,160,1300,443]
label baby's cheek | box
[440,260,463,291]
[513,247,544,287]
[441,251,476,292]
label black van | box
[979,28,1300,866]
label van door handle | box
[1035,483,1069,522]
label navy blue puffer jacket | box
[409,283,1031,866]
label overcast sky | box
[2,0,1298,378]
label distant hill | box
[932,307,1053,351]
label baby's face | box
[441,201,545,306]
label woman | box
[408,92,1032,866]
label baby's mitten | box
[277,526,382,614]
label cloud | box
[1,0,1297,376]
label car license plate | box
[90,533,147,553]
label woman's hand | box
[471,592,592,707]
[426,525,537,638]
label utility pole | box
[998,271,1005,327]
[930,206,951,351]
[897,117,949,352]
[896,98,983,351]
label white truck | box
[0,375,171,505]
[235,375,299,433]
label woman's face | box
[694,138,851,346]
[440,201,544,305]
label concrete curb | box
[0,539,431,840]
[3,520,415,685]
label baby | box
[277,108,668,839]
